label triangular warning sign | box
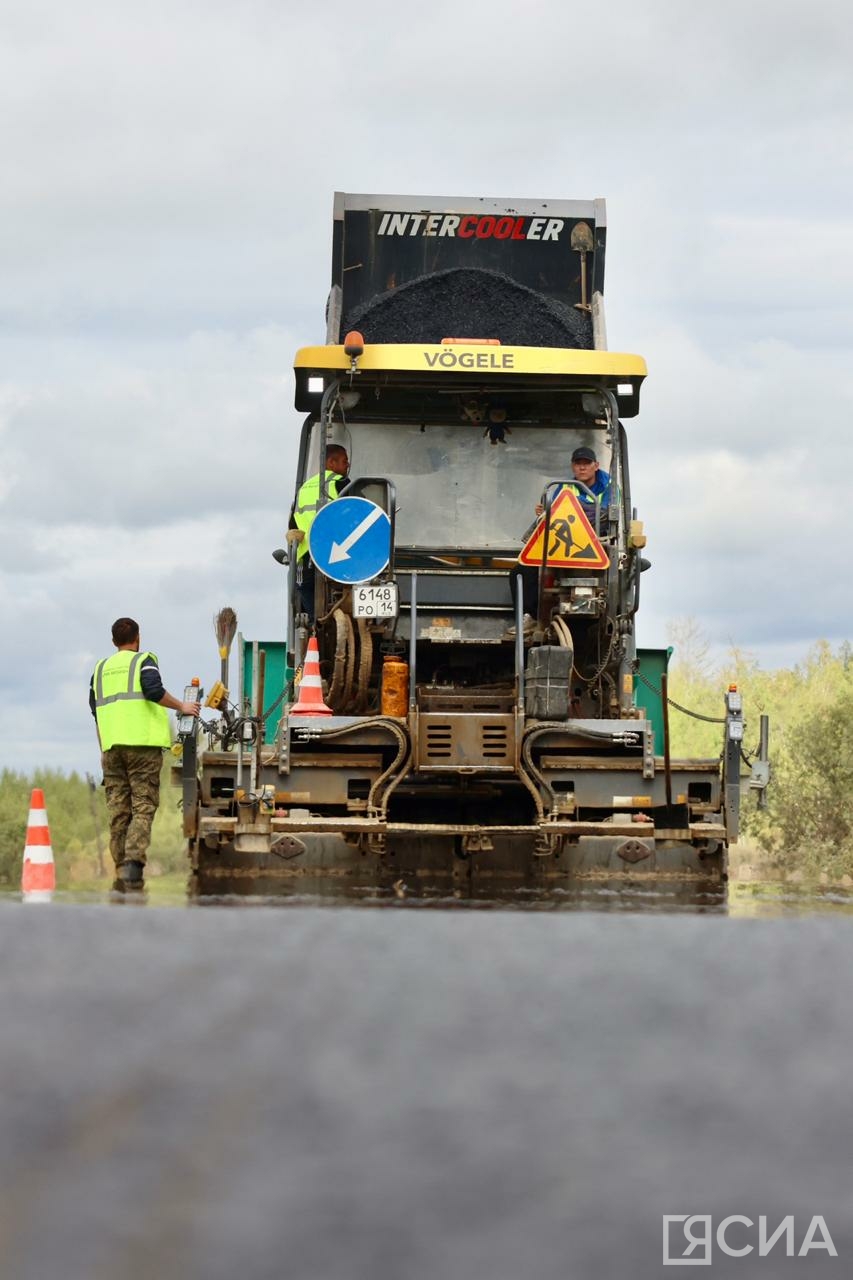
[519,488,610,570]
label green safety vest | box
[293,470,342,560]
[92,650,171,750]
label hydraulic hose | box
[291,716,410,819]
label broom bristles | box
[214,606,238,654]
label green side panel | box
[634,647,671,756]
[242,640,293,745]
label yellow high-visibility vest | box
[92,650,171,750]
[293,470,343,560]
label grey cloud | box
[0,326,302,530]
[1,0,851,768]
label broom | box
[214,607,238,695]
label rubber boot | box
[117,860,145,886]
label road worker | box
[287,444,349,620]
[89,617,200,889]
[530,447,612,529]
[510,445,613,626]
[565,446,612,527]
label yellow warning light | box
[191,676,200,687]
[343,330,365,358]
[728,683,738,692]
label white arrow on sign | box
[329,503,385,563]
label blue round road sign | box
[308,496,391,585]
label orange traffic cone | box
[291,635,332,716]
[22,787,56,900]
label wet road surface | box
[1,896,852,1278]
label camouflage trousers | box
[102,746,164,868]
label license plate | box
[353,583,398,618]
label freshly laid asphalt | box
[0,902,850,1279]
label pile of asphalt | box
[342,267,592,349]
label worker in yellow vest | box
[286,444,349,620]
[89,617,200,888]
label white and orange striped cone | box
[22,787,56,901]
[291,635,332,716]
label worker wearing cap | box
[287,444,349,620]
[510,444,614,624]
[567,445,612,528]
[531,447,612,530]
[90,617,200,889]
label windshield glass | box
[309,420,612,549]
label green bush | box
[0,762,187,887]
[754,686,853,879]
[666,628,853,877]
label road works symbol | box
[518,488,609,570]
[309,496,392,585]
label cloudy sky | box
[2,0,851,772]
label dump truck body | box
[183,194,763,882]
